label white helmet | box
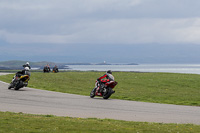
[26,62,29,65]
[24,67,29,71]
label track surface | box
[0,73,200,125]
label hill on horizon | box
[0,60,67,70]
[0,60,139,70]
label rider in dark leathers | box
[15,62,31,77]
[10,66,30,88]
[53,65,59,73]
[15,67,30,77]
[23,62,31,69]
[43,64,51,73]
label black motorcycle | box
[8,72,30,90]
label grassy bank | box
[0,71,200,106]
[0,112,199,133]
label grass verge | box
[0,111,200,133]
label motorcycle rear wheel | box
[14,86,20,90]
[103,88,112,99]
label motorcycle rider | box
[97,70,115,93]
[23,62,31,69]
[23,67,31,76]
[15,67,30,77]
[43,64,51,73]
[11,67,30,88]
[53,65,59,73]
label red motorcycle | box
[90,80,118,99]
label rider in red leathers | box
[97,70,114,81]
[97,70,115,93]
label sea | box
[65,64,200,74]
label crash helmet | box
[24,67,29,71]
[107,70,112,74]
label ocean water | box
[66,64,200,74]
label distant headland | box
[0,60,138,70]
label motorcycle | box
[8,73,30,90]
[90,80,118,99]
[53,67,59,73]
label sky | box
[0,0,200,63]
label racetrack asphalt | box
[0,73,200,125]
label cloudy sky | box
[1,0,200,63]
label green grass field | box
[1,71,200,132]
[0,112,200,133]
[0,71,199,106]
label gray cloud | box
[1,0,200,45]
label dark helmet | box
[107,70,112,74]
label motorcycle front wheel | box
[90,88,96,98]
[8,84,12,89]
[14,80,23,90]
